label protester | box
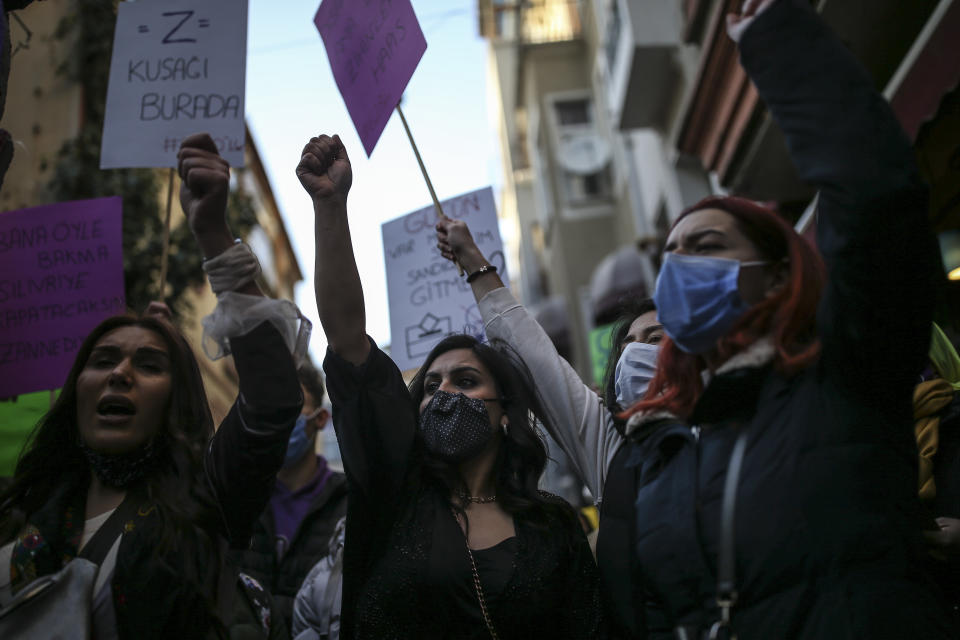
[0,133,306,639]
[297,133,601,639]
[442,0,957,636]
[437,216,664,637]
[604,300,662,413]
[233,361,348,631]
[619,0,951,635]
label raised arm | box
[296,135,369,366]
[436,218,622,497]
[178,134,261,297]
[177,134,302,544]
[737,0,939,398]
[298,135,415,502]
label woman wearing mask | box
[436,219,662,638]
[297,133,600,639]
[0,134,306,639]
[619,0,951,636]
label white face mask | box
[614,342,660,410]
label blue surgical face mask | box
[283,409,321,468]
[615,342,659,410]
[653,252,767,354]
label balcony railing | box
[478,0,582,45]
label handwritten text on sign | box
[0,198,125,397]
[381,187,507,372]
[101,0,248,169]
[315,0,427,156]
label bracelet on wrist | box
[465,264,497,283]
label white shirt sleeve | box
[478,287,624,499]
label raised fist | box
[177,133,230,236]
[296,134,353,205]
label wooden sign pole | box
[158,168,175,298]
[396,104,464,275]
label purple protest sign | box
[314,0,427,156]
[0,197,125,397]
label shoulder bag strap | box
[77,491,142,566]
[709,429,748,640]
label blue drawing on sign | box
[405,312,452,360]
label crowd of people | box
[2,0,960,638]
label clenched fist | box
[177,133,230,237]
[296,134,353,205]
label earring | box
[500,415,509,437]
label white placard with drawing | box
[100,0,248,169]
[381,187,508,372]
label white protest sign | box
[381,187,508,372]
[100,0,248,169]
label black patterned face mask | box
[419,390,496,463]
[79,437,161,489]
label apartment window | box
[547,93,612,207]
[554,98,591,126]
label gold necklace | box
[451,508,500,639]
[458,491,497,504]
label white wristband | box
[202,241,261,294]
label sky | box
[245,0,500,362]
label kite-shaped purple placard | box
[314,0,427,156]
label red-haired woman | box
[614,0,954,637]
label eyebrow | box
[640,324,664,340]
[424,366,484,378]
[664,228,726,252]
[91,345,170,359]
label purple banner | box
[0,197,125,397]
[314,0,427,156]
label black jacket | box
[232,466,348,631]
[615,1,954,638]
[324,340,601,640]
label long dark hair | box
[601,296,657,414]
[409,335,574,532]
[0,313,223,586]
[626,196,825,419]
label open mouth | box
[96,395,137,418]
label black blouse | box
[426,508,518,637]
[324,339,601,639]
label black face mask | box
[419,390,497,463]
[79,438,161,489]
